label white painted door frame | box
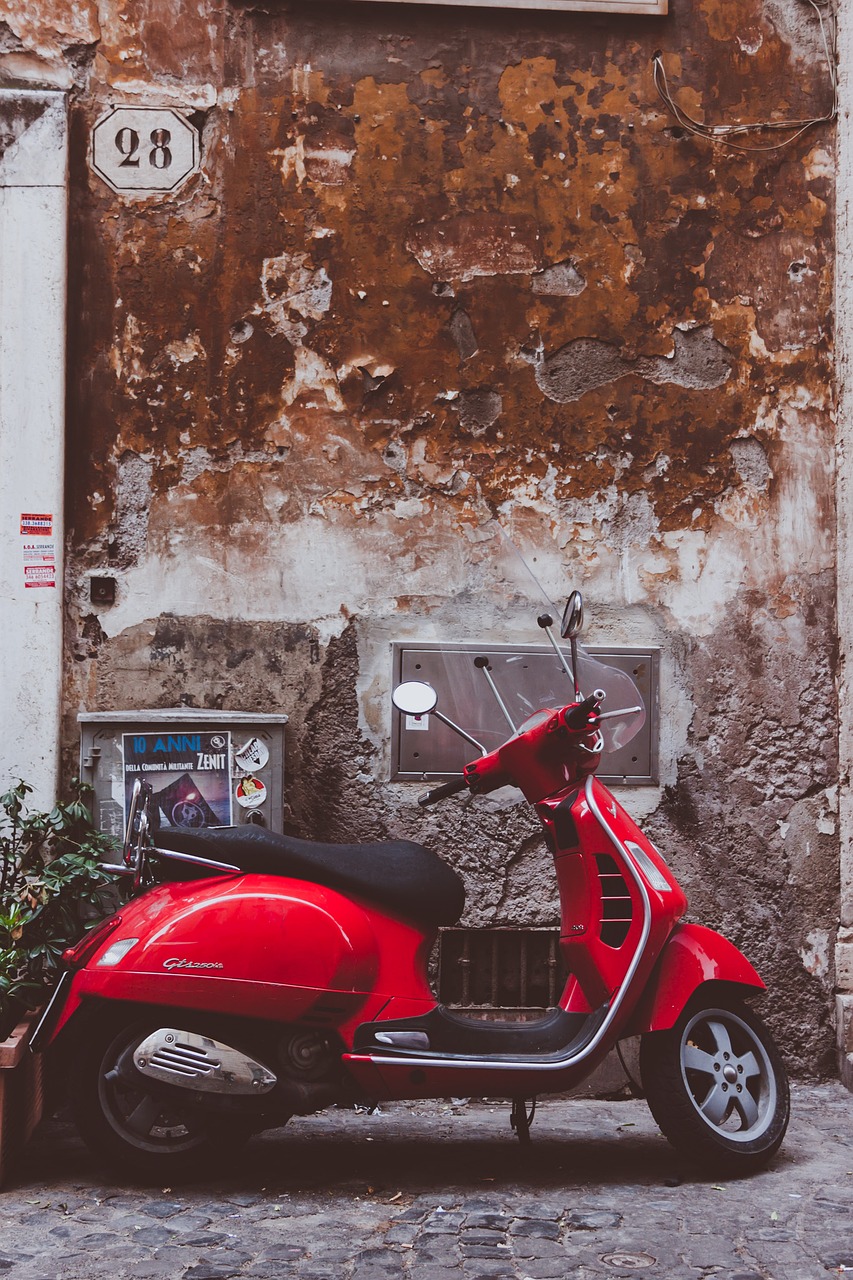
[0,90,68,808]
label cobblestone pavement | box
[0,1083,851,1280]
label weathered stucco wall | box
[1,0,838,1073]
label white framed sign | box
[90,106,200,196]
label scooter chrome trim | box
[29,969,73,1053]
[133,1028,277,1095]
[152,848,241,874]
[356,778,652,1075]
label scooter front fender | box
[625,922,765,1034]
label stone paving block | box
[461,1266,515,1279]
[182,1267,240,1280]
[174,1233,229,1247]
[820,1246,853,1270]
[141,1201,189,1218]
[383,1225,419,1245]
[409,1269,464,1280]
[677,1235,747,1267]
[517,1262,582,1279]
[466,1213,515,1230]
[421,1213,467,1232]
[566,1210,622,1230]
[509,1219,561,1239]
[258,1243,307,1260]
[509,1237,567,1259]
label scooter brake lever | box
[418,777,468,806]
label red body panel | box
[51,874,434,1047]
[625,922,766,1034]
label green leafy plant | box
[0,780,118,1039]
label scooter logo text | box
[163,957,224,971]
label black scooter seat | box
[155,825,465,928]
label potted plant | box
[0,780,117,1181]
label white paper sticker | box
[234,736,270,772]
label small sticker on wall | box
[22,541,56,589]
[236,776,267,809]
[234,736,270,772]
[20,513,53,536]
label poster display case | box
[78,710,288,844]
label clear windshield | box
[424,520,647,757]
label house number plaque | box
[90,106,200,196]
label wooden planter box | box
[0,1017,44,1187]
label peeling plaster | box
[529,327,733,403]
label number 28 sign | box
[90,106,200,196]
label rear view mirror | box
[560,591,584,640]
[392,681,438,716]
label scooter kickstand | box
[510,1097,536,1145]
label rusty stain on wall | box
[3,0,838,1073]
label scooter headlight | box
[624,841,671,893]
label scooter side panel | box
[92,875,380,994]
[624,921,766,1034]
[44,875,437,1046]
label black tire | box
[640,992,790,1175]
[70,1017,254,1181]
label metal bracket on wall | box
[391,642,659,786]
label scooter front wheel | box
[639,992,790,1175]
[71,1018,255,1180]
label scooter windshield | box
[421,522,646,758]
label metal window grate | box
[437,927,567,1011]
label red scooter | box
[33,589,789,1179]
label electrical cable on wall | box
[653,0,837,151]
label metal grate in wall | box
[437,927,567,1011]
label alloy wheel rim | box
[678,1007,777,1143]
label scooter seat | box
[154,825,466,928]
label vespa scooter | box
[32,590,789,1179]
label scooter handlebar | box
[417,777,469,807]
[563,694,601,731]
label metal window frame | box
[391,640,659,786]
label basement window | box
[437,927,567,1012]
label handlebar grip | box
[564,694,600,731]
[417,777,469,807]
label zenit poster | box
[122,730,233,829]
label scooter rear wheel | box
[71,1018,255,1180]
[639,992,790,1175]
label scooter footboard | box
[625,922,765,1034]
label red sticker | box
[24,565,56,589]
[235,776,267,809]
[20,513,53,536]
